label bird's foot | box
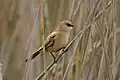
[62,48,68,52]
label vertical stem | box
[112,0,116,79]
[39,0,49,79]
[39,0,46,73]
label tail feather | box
[25,47,43,62]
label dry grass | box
[0,0,120,80]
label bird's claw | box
[62,49,68,52]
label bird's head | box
[57,20,74,31]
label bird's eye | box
[66,23,74,27]
[66,23,71,26]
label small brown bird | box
[25,20,74,62]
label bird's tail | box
[25,47,43,62]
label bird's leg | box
[50,52,56,63]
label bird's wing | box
[25,33,56,62]
[45,33,56,48]
[31,34,56,60]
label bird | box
[25,20,74,63]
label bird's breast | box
[47,32,70,52]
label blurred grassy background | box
[0,0,120,80]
